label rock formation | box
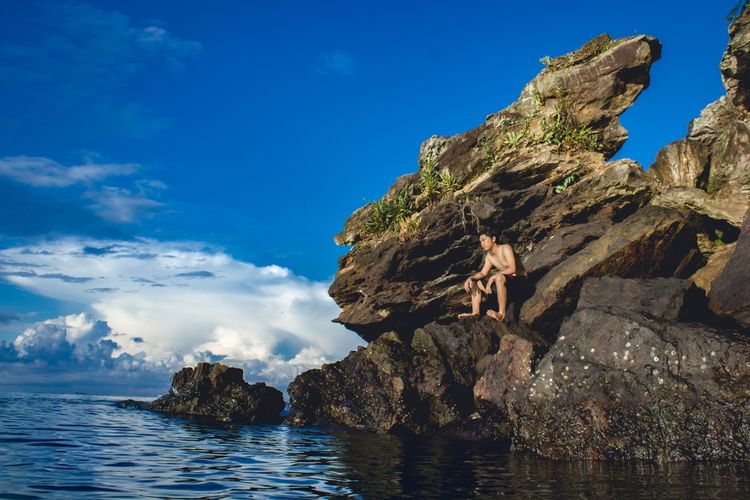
[120,362,285,424]
[289,4,750,461]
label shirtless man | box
[458,232,518,322]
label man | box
[458,231,521,322]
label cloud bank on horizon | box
[0,238,364,394]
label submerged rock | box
[120,363,284,424]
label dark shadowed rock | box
[120,363,284,424]
[288,319,542,435]
[520,205,702,336]
[578,276,708,322]
[709,209,750,329]
[514,305,750,461]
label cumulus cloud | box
[0,238,364,390]
[315,50,357,76]
[0,313,174,395]
[0,156,137,187]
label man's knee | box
[496,274,506,284]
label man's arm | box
[471,256,493,281]
[464,256,492,292]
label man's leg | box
[488,274,507,321]
[458,281,483,318]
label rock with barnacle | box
[513,277,750,461]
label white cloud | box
[0,154,166,224]
[84,186,163,222]
[0,156,138,187]
[0,238,364,390]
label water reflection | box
[1,393,749,499]
[329,430,750,499]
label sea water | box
[1,392,749,499]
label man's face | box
[479,234,494,251]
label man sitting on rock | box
[458,230,523,322]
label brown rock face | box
[709,209,750,328]
[650,4,750,228]
[690,241,736,293]
[577,276,707,322]
[648,139,708,188]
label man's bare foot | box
[458,312,479,319]
[487,310,505,322]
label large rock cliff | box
[290,5,750,461]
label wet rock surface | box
[120,363,284,424]
[289,3,750,462]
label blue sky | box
[0,0,740,393]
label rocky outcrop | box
[721,5,750,112]
[120,363,285,424]
[329,34,662,342]
[514,277,750,461]
[650,9,750,226]
[288,3,750,462]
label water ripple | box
[1,393,750,498]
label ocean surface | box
[1,392,750,499]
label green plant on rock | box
[539,55,553,67]
[553,172,579,193]
[504,130,527,148]
[539,94,602,152]
[421,154,441,199]
[438,170,461,194]
[365,189,414,234]
[482,140,499,168]
[398,213,424,241]
[419,153,463,202]
[531,88,546,107]
[714,228,726,246]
